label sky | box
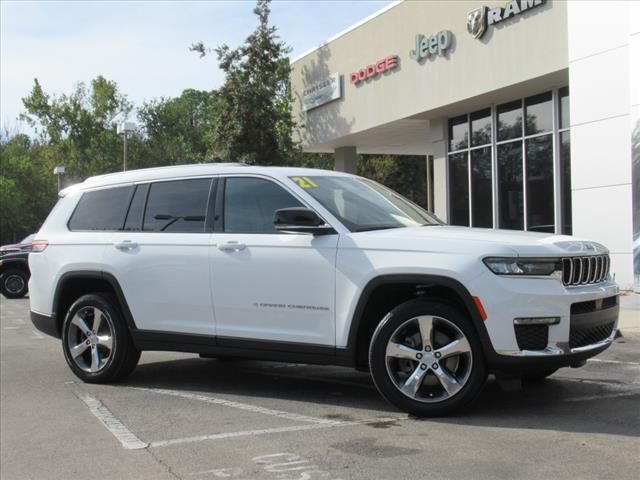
[0,0,393,134]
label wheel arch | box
[52,271,137,338]
[346,274,494,369]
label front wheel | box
[0,269,29,298]
[369,300,487,417]
[62,293,140,383]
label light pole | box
[117,122,136,171]
[53,165,65,191]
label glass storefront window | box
[497,100,522,141]
[525,92,553,135]
[448,88,569,233]
[525,134,554,232]
[497,141,524,230]
[470,147,493,228]
[448,152,469,226]
[560,131,572,234]
[559,87,570,130]
[448,115,468,152]
[470,108,491,147]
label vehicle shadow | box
[121,355,640,437]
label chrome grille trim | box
[562,255,610,286]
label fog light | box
[513,317,560,326]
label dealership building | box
[290,0,639,290]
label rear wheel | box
[0,269,29,299]
[62,293,140,383]
[369,299,487,416]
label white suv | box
[29,164,620,416]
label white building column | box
[429,118,448,222]
[334,146,357,174]
[567,0,636,290]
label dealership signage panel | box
[301,73,342,112]
[467,0,546,39]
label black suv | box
[0,251,30,299]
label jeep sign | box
[409,30,453,63]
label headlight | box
[483,257,562,276]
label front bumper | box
[467,271,619,371]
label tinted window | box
[559,87,570,130]
[560,131,572,234]
[470,108,491,147]
[448,115,468,152]
[525,91,553,135]
[224,178,303,234]
[448,152,469,226]
[123,184,148,231]
[497,141,523,230]
[526,134,554,232]
[497,100,522,141]
[143,178,211,232]
[69,186,134,231]
[470,147,493,228]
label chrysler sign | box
[467,0,546,39]
[301,73,341,112]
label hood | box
[346,225,608,257]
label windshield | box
[290,176,442,232]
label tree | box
[20,76,133,180]
[0,133,57,244]
[191,0,300,165]
[136,89,219,166]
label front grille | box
[562,255,609,286]
[570,296,619,315]
[569,321,615,348]
[515,324,548,351]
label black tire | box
[522,367,559,382]
[62,293,140,383]
[369,299,487,417]
[0,269,29,299]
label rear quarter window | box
[68,186,134,231]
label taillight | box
[31,240,48,252]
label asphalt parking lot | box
[1,295,639,480]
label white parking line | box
[149,417,401,448]
[133,387,339,425]
[67,382,148,450]
[563,392,639,402]
[588,358,640,367]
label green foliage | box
[192,0,301,165]
[0,133,57,244]
[20,76,133,180]
[136,89,220,167]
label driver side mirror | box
[274,208,335,235]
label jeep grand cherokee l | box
[29,164,619,416]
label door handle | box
[114,240,138,251]
[218,241,246,252]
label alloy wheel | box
[384,315,473,403]
[66,306,114,373]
